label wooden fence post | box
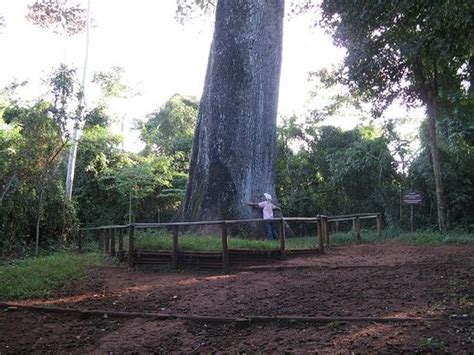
[105,228,110,254]
[118,228,124,258]
[221,222,229,272]
[376,213,383,237]
[318,218,325,253]
[110,228,116,257]
[98,229,104,253]
[128,224,135,268]
[355,217,361,243]
[78,229,83,253]
[317,218,322,239]
[323,216,330,245]
[172,226,179,269]
[279,218,286,260]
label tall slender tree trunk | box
[426,99,446,232]
[65,0,91,200]
[129,190,133,224]
[183,0,284,228]
[35,187,46,256]
[0,173,16,206]
[413,58,446,233]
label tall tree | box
[182,0,284,227]
[320,0,474,232]
[26,0,91,202]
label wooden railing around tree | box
[78,213,383,271]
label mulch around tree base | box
[1,242,473,353]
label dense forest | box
[1,0,473,256]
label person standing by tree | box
[248,193,281,240]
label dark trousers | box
[264,221,279,240]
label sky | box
[0,0,423,152]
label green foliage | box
[74,126,135,225]
[409,93,474,230]
[47,63,79,134]
[319,0,474,231]
[276,119,401,225]
[1,66,193,256]
[74,124,179,226]
[102,156,172,200]
[0,118,22,182]
[320,0,474,116]
[92,66,129,98]
[0,252,102,299]
[0,100,77,256]
[140,94,198,173]
[83,105,110,129]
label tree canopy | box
[319,0,474,231]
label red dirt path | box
[1,242,473,353]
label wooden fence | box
[78,213,382,271]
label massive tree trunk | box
[183,0,284,227]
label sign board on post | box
[404,192,422,233]
[403,192,422,204]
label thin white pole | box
[65,0,91,200]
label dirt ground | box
[1,241,473,353]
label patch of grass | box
[135,231,280,251]
[328,230,474,245]
[228,238,278,250]
[396,231,474,245]
[133,228,473,252]
[327,230,383,245]
[136,230,327,251]
[419,337,445,351]
[0,253,103,300]
[286,237,319,249]
[327,321,345,329]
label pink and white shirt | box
[258,201,276,219]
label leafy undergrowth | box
[0,253,103,300]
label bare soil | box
[1,241,473,353]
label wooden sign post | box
[403,192,422,232]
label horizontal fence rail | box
[78,213,382,271]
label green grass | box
[286,237,320,249]
[325,230,473,245]
[135,231,280,251]
[133,229,473,252]
[328,230,382,245]
[0,253,103,300]
[396,231,474,245]
[136,230,320,251]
